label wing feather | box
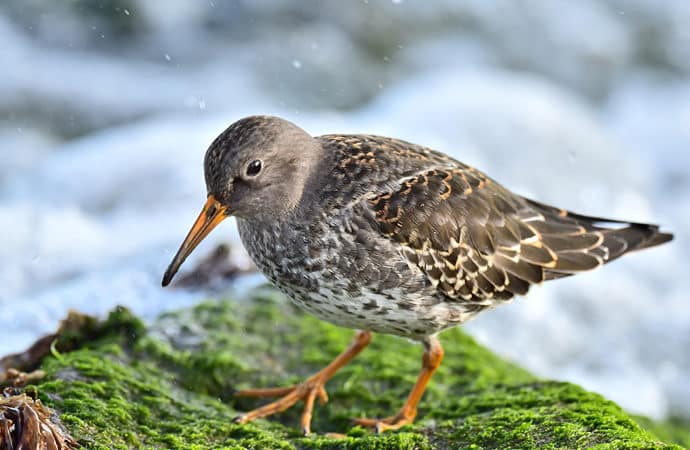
[344,138,672,304]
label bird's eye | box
[245,159,263,177]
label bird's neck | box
[294,144,337,216]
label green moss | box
[26,288,681,449]
[634,416,690,449]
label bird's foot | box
[233,378,329,435]
[352,407,416,433]
[232,331,372,435]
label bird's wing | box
[362,165,670,304]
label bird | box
[162,115,673,435]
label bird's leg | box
[353,335,443,433]
[233,330,372,435]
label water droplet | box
[392,0,402,3]
[199,99,206,110]
[165,53,171,61]
[123,8,130,15]
[292,59,302,69]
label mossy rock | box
[23,287,683,449]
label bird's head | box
[162,115,322,286]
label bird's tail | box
[523,199,673,280]
[629,226,674,251]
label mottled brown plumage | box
[316,132,671,307]
[163,115,673,434]
[367,162,670,301]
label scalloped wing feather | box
[363,163,672,304]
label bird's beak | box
[162,195,229,287]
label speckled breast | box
[236,216,477,339]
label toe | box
[352,417,379,427]
[352,414,413,433]
[233,385,297,398]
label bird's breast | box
[236,216,478,338]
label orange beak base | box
[162,195,228,287]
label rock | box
[12,288,684,449]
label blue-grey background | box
[1,1,688,422]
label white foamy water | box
[1,0,688,422]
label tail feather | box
[522,199,673,279]
[630,225,674,251]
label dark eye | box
[245,159,262,177]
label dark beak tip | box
[161,269,174,287]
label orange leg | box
[353,336,443,433]
[233,330,372,435]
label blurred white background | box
[1,0,688,422]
